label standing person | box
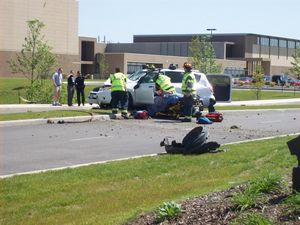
[75,71,86,106]
[52,67,63,106]
[154,73,176,96]
[67,70,75,106]
[181,62,196,122]
[110,67,128,119]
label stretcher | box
[154,97,204,119]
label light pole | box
[206,28,216,72]
[206,28,216,38]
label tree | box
[290,48,300,80]
[8,19,57,84]
[251,65,265,100]
[97,53,109,79]
[189,35,222,74]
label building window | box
[260,37,269,46]
[257,37,260,45]
[297,42,300,49]
[127,62,144,74]
[288,41,295,48]
[279,40,287,48]
[288,41,295,49]
[270,38,278,47]
[224,67,245,77]
[127,62,163,74]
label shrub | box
[232,191,258,211]
[232,174,282,211]
[249,174,282,194]
[232,213,273,225]
[238,81,244,86]
[155,201,182,222]
[284,192,300,208]
[25,82,67,104]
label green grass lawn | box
[232,89,300,100]
[0,78,31,104]
[0,78,101,104]
[0,135,297,225]
[0,109,110,121]
[1,77,300,104]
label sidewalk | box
[0,98,300,114]
[216,98,300,106]
[0,99,299,127]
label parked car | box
[238,76,252,85]
[288,78,300,86]
[263,75,272,85]
[271,75,288,85]
[88,68,231,109]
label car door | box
[206,74,232,102]
[134,71,157,104]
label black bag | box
[160,126,220,154]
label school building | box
[1,0,299,78]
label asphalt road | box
[1,109,300,176]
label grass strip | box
[0,135,297,225]
[0,109,111,121]
[232,89,300,100]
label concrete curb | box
[216,98,300,106]
[0,114,111,127]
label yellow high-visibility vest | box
[110,72,126,92]
[155,74,176,93]
[182,72,196,95]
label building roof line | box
[133,33,300,42]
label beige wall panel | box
[260,53,269,59]
[0,0,78,55]
[0,51,79,77]
[104,54,125,76]
[104,53,246,75]
[95,43,107,54]
[271,66,291,75]
[271,55,292,67]
[217,59,246,71]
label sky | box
[79,0,300,43]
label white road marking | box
[70,136,112,141]
[259,120,281,124]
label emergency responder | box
[154,73,176,96]
[110,67,128,119]
[181,62,196,122]
[75,71,86,106]
[148,64,155,70]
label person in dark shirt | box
[75,71,89,106]
[67,70,75,106]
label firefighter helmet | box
[183,62,192,70]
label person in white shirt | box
[52,67,63,106]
